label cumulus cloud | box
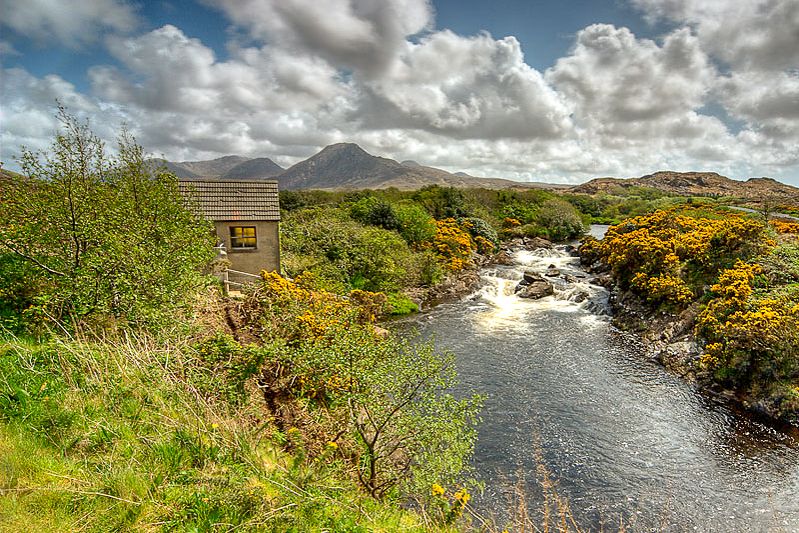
[358,30,573,139]
[207,0,433,77]
[0,0,139,47]
[631,0,799,71]
[2,2,799,185]
[719,71,799,139]
[547,24,716,140]
[94,25,348,113]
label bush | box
[281,207,419,292]
[0,108,215,330]
[248,274,482,499]
[459,217,499,254]
[386,292,419,315]
[535,199,585,241]
[349,196,401,231]
[395,202,437,247]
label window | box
[230,226,257,249]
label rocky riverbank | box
[407,236,559,310]
[587,262,799,429]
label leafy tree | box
[281,207,417,292]
[0,108,215,329]
[349,196,400,230]
[252,274,482,500]
[535,198,586,241]
[394,202,437,247]
[412,185,468,219]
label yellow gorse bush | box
[771,220,799,234]
[589,208,765,306]
[433,218,476,271]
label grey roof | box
[179,180,280,221]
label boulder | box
[517,281,554,299]
[515,272,554,299]
[572,291,589,303]
[525,237,553,249]
[545,264,560,277]
[520,270,542,285]
[493,250,514,265]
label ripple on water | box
[410,241,799,531]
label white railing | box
[220,268,261,295]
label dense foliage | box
[581,207,766,306]
[582,207,799,423]
[245,273,483,501]
[0,110,215,331]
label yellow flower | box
[453,489,470,504]
[326,441,338,450]
[211,423,219,430]
[431,483,445,497]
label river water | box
[410,227,799,531]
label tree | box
[0,107,215,329]
[535,198,586,241]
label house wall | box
[215,221,280,283]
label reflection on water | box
[410,233,799,531]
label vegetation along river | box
[410,226,799,531]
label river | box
[410,227,799,531]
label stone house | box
[179,180,280,282]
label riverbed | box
[410,233,799,531]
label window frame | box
[229,225,257,250]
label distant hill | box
[148,156,249,180]
[150,143,549,190]
[570,171,799,202]
[222,158,284,179]
[275,143,537,190]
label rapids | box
[411,234,799,531]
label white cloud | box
[546,24,716,140]
[207,0,433,77]
[0,0,139,47]
[358,30,573,139]
[718,71,799,138]
[631,0,799,71]
[94,25,348,113]
[2,5,799,186]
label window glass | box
[230,226,257,249]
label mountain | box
[570,171,799,201]
[222,158,284,179]
[275,143,534,190]
[147,156,249,179]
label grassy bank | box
[0,333,464,532]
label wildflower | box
[431,483,445,497]
[211,423,219,430]
[326,441,338,450]
[453,489,470,504]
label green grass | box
[0,335,455,532]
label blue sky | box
[2,0,798,185]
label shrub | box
[349,197,400,231]
[459,217,499,254]
[246,274,482,499]
[281,207,418,292]
[433,219,475,271]
[0,109,215,330]
[395,202,437,247]
[535,199,585,241]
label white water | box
[411,238,799,531]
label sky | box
[1,0,798,186]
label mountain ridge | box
[148,146,799,198]
[569,170,799,201]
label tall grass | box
[0,334,454,531]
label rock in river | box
[515,271,554,299]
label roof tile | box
[178,180,281,221]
